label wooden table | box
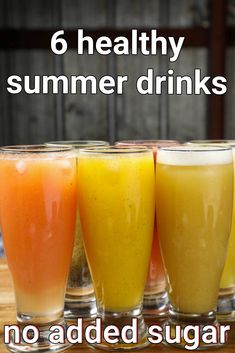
[0,257,235,352]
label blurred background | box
[0,0,234,145]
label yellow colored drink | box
[156,147,233,315]
[187,140,235,291]
[115,139,179,318]
[221,217,235,288]
[188,140,235,321]
[217,148,235,289]
[77,148,155,312]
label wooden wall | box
[1,0,233,145]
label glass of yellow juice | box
[0,145,77,353]
[156,145,233,349]
[188,140,235,321]
[46,140,109,320]
[115,140,179,318]
[77,146,155,350]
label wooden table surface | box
[0,257,235,352]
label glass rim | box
[79,145,151,154]
[188,140,235,147]
[0,144,73,154]
[116,139,179,146]
[46,140,109,148]
[157,145,232,152]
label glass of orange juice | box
[156,145,233,349]
[0,145,77,353]
[47,140,109,320]
[77,146,155,350]
[116,140,178,318]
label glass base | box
[217,288,235,321]
[6,319,72,353]
[64,292,97,320]
[143,291,168,318]
[164,305,223,350]
[90,308,150,350]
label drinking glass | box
[188,139,235,321]
[0,145,77,353]
[47,140,109,320]
[77,146,155,350]
[0,231,4,257]
[156,145,233,349]
[116,140,179,318]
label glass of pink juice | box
[116,140,179,317]
[0,145,77,353]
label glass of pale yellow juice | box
[46,140,109,320]
[156,145,233,349]
[115,139,179,318]
[188,140,235,321]
[77,146,155,350]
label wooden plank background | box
[0,0,234,145]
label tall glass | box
[116,140,178,318]
[47,140,109,320]
[0,145,77,353]
[77,146,155,350]
[156,145,233,349]
[188,139,235,321]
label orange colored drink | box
[47,140,109,320]
[0,147,77,324]
[145,222,165,292]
